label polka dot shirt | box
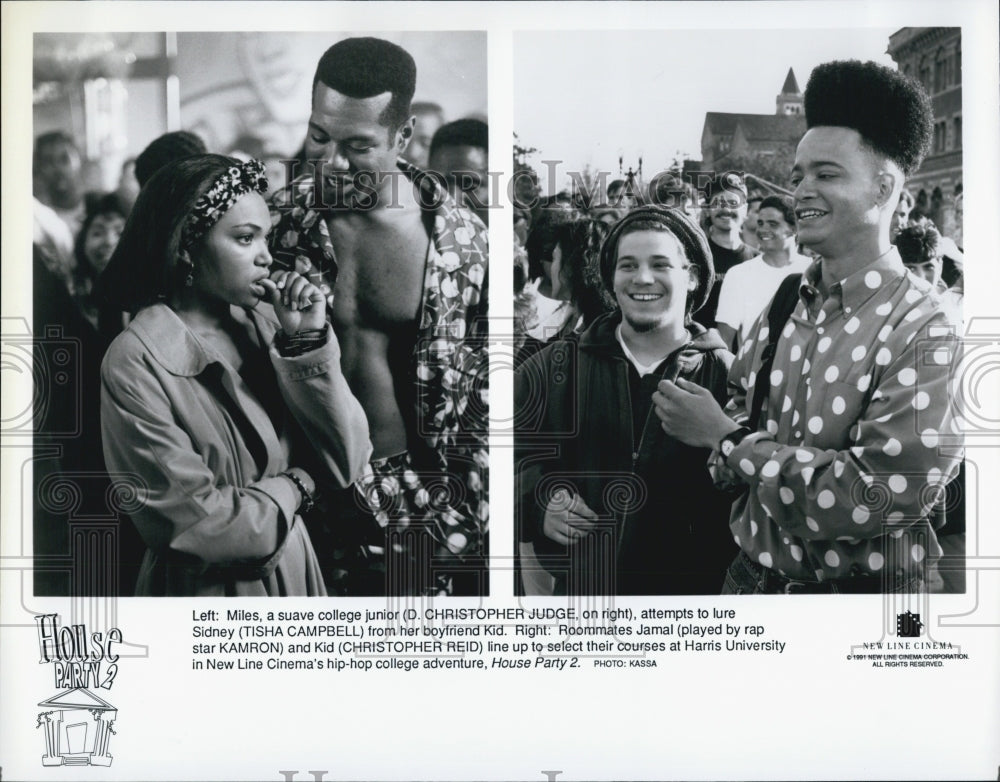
[715,248,962,584]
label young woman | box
[34,194,140,594]
[547,218,615,333]
[518,214,612,363]
[72,193,128,342]
[99,154,371,596]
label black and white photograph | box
[514,28,968,597]
[28,30,489,599]
[1,2,998,781]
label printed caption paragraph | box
[189,606,787,673]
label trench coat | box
[100,303,372,596]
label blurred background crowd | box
[512,27,965,363]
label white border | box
[2,3,999,781]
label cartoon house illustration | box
[37,688,116,767]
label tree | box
[725,148,796,194]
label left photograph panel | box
[30,31,489,598]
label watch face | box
[721,439,735,457]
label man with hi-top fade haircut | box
[654,60,962,593]
[269,37,488,596]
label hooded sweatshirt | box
[516,312,739,595]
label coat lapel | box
[129,303,287,477]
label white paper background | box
[2,2,999,780]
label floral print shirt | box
[268,161,489,568]
[713,248,962,585]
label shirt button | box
[845,307,852,314]
[818,327,824,334]
[795,431,802,439]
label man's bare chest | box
[327,215,429,328]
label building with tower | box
[700,68,807,183]
[887,27,962,235]
[775,67,804,115]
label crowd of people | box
[515,59,965,595]
[32,45,966,600]
[33,36,489,598]
[513,158,963,366]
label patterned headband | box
[182,159,269,249]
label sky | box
[514,28,898,192]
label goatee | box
[623,316,659,334]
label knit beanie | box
[599,205,715,314]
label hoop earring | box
[185,272,194,287]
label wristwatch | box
[719,426,752,462]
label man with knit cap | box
[654,60,962,593]
[515,206,738,595]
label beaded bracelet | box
[275,328,327,358]
[282,470,315,514]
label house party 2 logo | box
[34,613,124,768]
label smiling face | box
[305,84,410,204]
[189,192,273,310]
[708,190,747,234]
[755,206,795,254]
[613,229,696,333]
[791,126,889,259]
[83,212,126,275]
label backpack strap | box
[748,273,802,431]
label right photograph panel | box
[512,28,965,597]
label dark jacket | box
[515,312,738,595]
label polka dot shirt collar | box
[802,247,907,313]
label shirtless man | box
[269,38,489,596]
